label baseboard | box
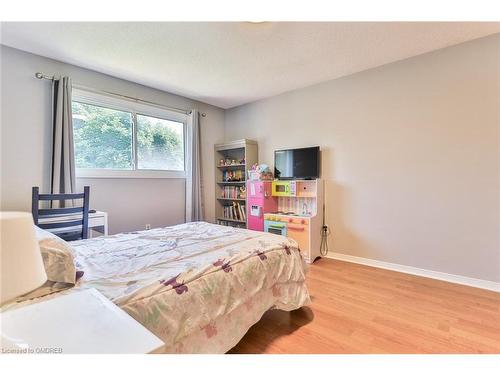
[325,252,500,292]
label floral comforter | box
[69,221,310,353]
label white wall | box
[225,34,500,282]
[0,45,225,233]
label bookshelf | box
[214,139,258,228]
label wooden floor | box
[229,258,500,354]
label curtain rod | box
[34,72,206,117]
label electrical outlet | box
[145,224,151,230]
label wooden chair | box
[32,186,90,241]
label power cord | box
[320,200,330,256]
[320,224,330,256]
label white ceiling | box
[1,22,499,108]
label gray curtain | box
[186,109,204,222]
[51,76,76,206]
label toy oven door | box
[264,221,287,236]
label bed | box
[9,221,311,353]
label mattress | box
[65,221,311,353]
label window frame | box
[72,88,188,179]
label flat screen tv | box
[274,146,320,180]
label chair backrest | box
[32,186,90,241]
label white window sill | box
[76,169,186,179]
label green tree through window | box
[72,102,133,169]
[137,114,184,170]
[72,101,184,171]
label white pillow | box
[34,226,78,284]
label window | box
[72,102,133,170]
[71,89,187,178]
[136,114,184,171]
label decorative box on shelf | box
[248,163,274,181]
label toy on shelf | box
[223,170,244,182]
[219,158,246,166]
[239,186,246,199]
[248,163,274,181]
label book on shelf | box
[220,186,245,199]
[221,202,246,222]
[217,219,245,228]
[237,203,246,221]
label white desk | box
[39,210,108,238]
[0,289,164,354]
[87,211,108,237]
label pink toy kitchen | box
[246,146,326,263]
